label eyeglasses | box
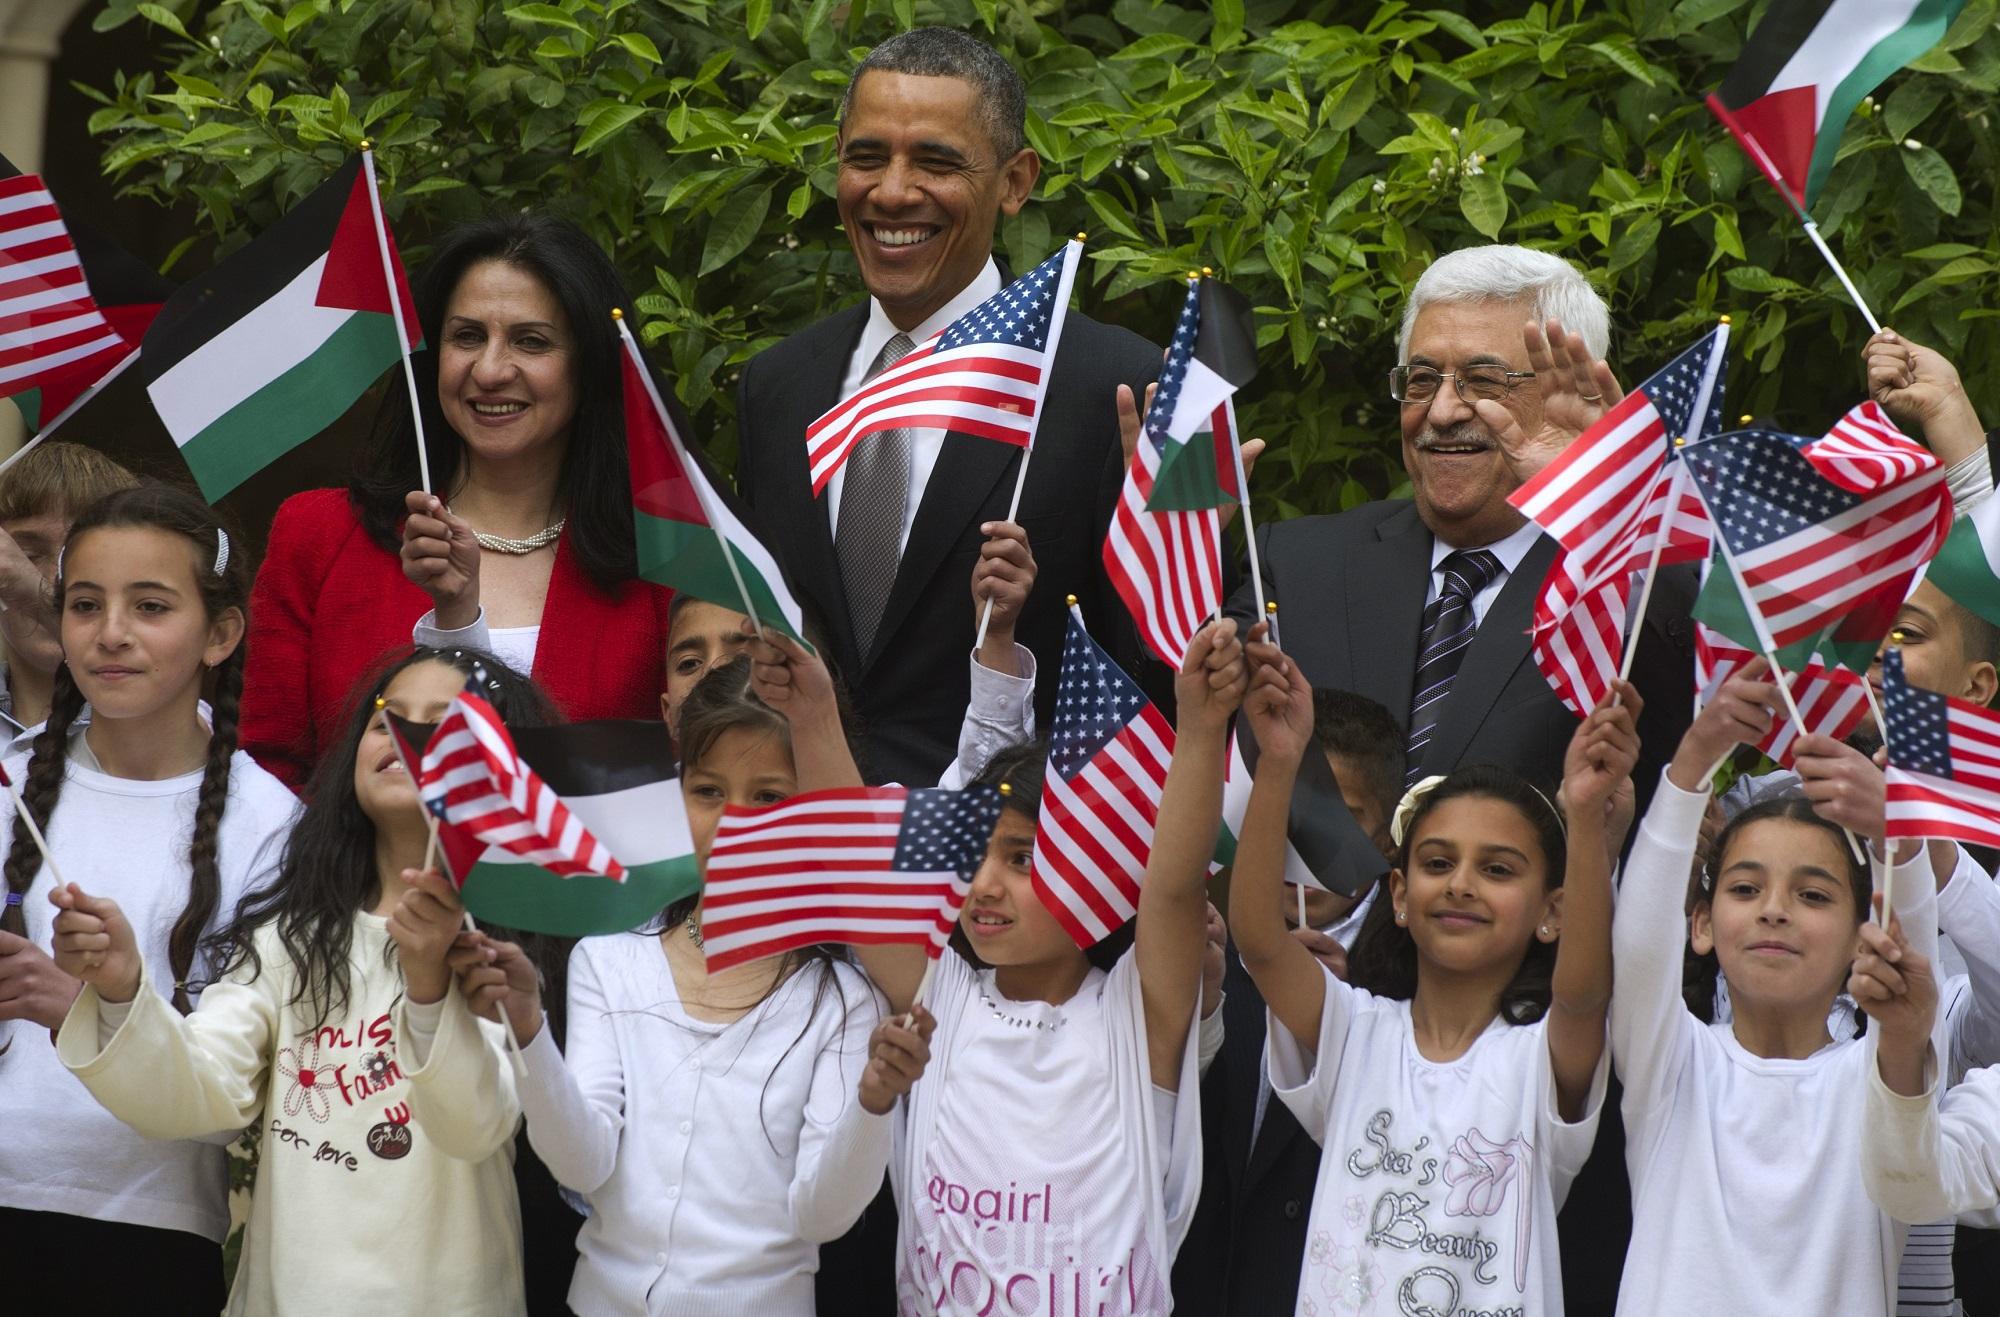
[1388,365,1537,405]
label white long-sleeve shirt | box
[508,933,886,1316]
[58,912,523,1313]
[1610,772,1937,1316]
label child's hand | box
[0,926,83,1027]
[748,630,838,729]
[1175,617,1246,734]
[1242,629,1313,765]
[1794,733,1886,839]
[399,492,482,630]
[1559,683,1643,824]
[1200,901,1226,1019]
[387,868,464,1006]
[859,1005,935,1115]
[1849,901,1936,1097]
[448,932,544,1047]
[1669,659,1775,791]
[47,884,141,1004]
[1292,924,1349,980]
[972,522,1035,665]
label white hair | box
[1397,245,1611,362]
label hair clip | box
[54,545,64,581]
[212,528,231,577]
[1528,784,1568,840]
[1390,775,1446,848]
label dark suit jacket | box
[1172,946,1319,1317]
[737,296,1161,785]
[1227,498,1696,810]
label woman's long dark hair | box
[1681,795,1872,1025]
[0,484,249,1017]
[1346,765,1568,1026]
[214,648,563,1031]
[347,211,639,590]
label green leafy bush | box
[82,0,2000,522]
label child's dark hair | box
[1311,688,1406,824]
[1346,764,1567,1025]
[214,648,562,1029]
[949,741,1135,971]
[0,483,249,1015]
[1680,795,1872,1023]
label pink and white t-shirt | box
[1269,964,1606,1317]
[892,950,1201,1315]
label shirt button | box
[667,1185,681,1200]
[679,1121,692,1135]
[655,1251,667,1265]
[1283,1200,1301,1220]
[689,1059,702,1072]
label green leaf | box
[1586,41,1655,86]
[1906,243,1981,261]
[505,4,587,34]
[611,32,662,64]
[1112,33,1196,61]
[1723,267,1805,294]
[1607,214,1661,272]
[246,83,273,116]
[136,4,193,40]
[1459,171,1506,239]
[575,103,648,153]
[1710,209,1744,262]
[1900,145,1962,216]
[398,176,467,197]
[745,0,770,38]
[178,121,242,147]
[1884,79,1946,141]
[699,183,772,276]
[1211,0,1243,49]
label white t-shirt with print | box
[1269,964,1606,1317]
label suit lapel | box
[1344,504,1433,726]
[862,431,1017,672]
[779,309,866,673]
[1421,532,1560,774]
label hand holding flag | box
[46,883,143,1005]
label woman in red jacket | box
[242,213,673,791]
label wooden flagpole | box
[358,144,431,494]
[1722,124,1883,332]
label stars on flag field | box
[1685,430,1856,550]
[1048,622,1149,780]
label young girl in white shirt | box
[820,617,1244,1316]
[448,654,888,1316]
[1611,658,1934,1315]
[0,484,298,1314]
[48,646,551,1315]
[1229,638,1633,1317]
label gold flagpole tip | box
[1201,266,1214,277]
[998,781,1013,797]
[1718,314,1732,325]
[359,139,374,152]
[373,696,386,709]
[1265,600,1278,614]
[1065,593,1079,607]
[1673,436,1687,447]
[1739,414,1753,426]
[1186,271,1200,281]
[610,307,624,321]
[1075,232,1087,242]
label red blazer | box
[243,488,673,790]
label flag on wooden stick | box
[1883,647,2000,849]
[139,154,420,500]
[1696,624,1872,766]
[700,784,1002,972]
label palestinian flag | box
[618,317,810,646]
[1922,492,2000,631]
[390,713,698,936]
[0,156,174,432]
[1215,722,1386,898]
[1145,276,1259,514]
[139,155,418,501]
[1708,0,1967,212]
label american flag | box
[1105,277,1228,667]
[417,694,623,882]
[1696,624,1871,766]
[0,174,130,406]
[700,785,1002,972]
[805,240,1080,495]
[1035,607,1177,947]
[1516,329,1726,713]
[1684,407,1952,664]
[1883,648,2000,849]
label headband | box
[1388,774,1569,850]
[54,528,233,581]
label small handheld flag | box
[1884,648,2000,850]
[700,784,1002,972]
[1696,625,1872,767]
[1217,719,1388,899]
[1922,490,2000,632]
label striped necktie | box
[835,331,916,659]
[1406,548,1503,785]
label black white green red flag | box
[139,155,419,500]
[1708,0,1967,212]
[617,316,810,646]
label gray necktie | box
[836,332,916,658]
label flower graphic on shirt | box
[1441,1127,1537,1293]
[1341,1194,1366,1229]
[1314,1243,1382,1314]
[276,1036,336,1124]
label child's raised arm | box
[1548,684,1641,1120]
[1227,634,1329,1054]
[1136,618,1244,1091]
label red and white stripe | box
[1103,406,1226,668]
[1810,402,1932,492]
[0,175,126,396]
[1696,625,1872,765]
[1033,704,1176,948]
[701,788,966,972]
[419,694,623,881]
[1887,700,2000,849]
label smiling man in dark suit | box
[736,27,1159,787]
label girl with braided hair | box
[0,482,298,1314]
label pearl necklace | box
[474,519,565,555]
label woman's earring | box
[1540,925,1552,937]
[1394,909,1406,925]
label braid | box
[0,666,86,937]
[169,646,243,1014]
